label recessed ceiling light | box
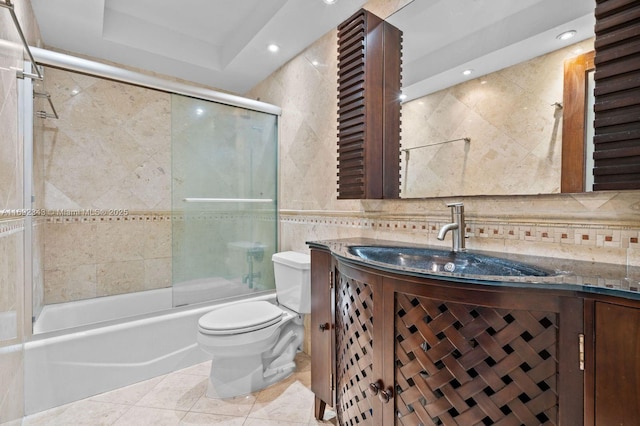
[556,30,577,41]
[399,94,407,101]
[267,44,280,53]
[196,108,204,115]
[70,89,79,95]
[462,69,473,76]
[323,0,337,4]
[311,60,319,66]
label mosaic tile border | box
[280,213,640,250]
[0,219,25,238]
[45,214,172,224]
[43,212,276,224]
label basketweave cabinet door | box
[387,277,583,426]
[334,264,386,425]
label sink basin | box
[347,246,554,277]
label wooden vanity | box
[308,240,640,425]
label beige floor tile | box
[36,400,130,425]
[189,393,256,417]
[248,376,314,424]
[244,418,308,426]
[21,404,72,426]
[136,373,207,411]
[179,412,245,425]
[90,375,166,405]
[22,351,322,425]
[112,406,186,426]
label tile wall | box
[41,68,172,304]
[245,1,640,268]
[0,0,42,423]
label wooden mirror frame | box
[561,50,595,193]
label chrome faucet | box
[437,202,466,252]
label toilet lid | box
[198,301,283,335]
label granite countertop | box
[307,238,640,301]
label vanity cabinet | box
[310,247,640,425]
[586,300,640,425]
[341,262,583,424]
[310,249,334,419]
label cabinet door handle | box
[369,381,381,396]
[319,323,329,331]
[379,387,393,404]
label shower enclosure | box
[25,49,280,334]
[171,95,278,307]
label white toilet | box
[197,251,311,398]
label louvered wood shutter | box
[593,0,640,190]
[336,9,402,199]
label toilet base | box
[205,315,304,399]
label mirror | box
[386,0,596,198]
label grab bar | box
[401,137,470,152]
[183,198,274,203]
[1,0,59,119]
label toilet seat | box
[198,301,284,335]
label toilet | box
[197,251,311,398]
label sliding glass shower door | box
[171,95,278,307]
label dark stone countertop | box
[307,238,640,301]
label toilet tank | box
[272,251,311,314]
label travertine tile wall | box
[401,38,594,197]
[41,69,172,304]
[0,0,42,422]
[245,2,640,268]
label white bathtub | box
[33,288,172,334]
[24,289,275,415]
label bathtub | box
[24,288,275,415]
[33,277,256,334]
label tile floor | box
[22,353,336,425]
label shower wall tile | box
[143,219,172,259]
[0,222,24,343]
[144,258,172,291]
[95,221,145,263]
[43,215,173,304]
[96,260,146,297]
[43,67,172,211]
[43,264,97,305]
[40,65,173,305]
[44,221,98,268]
[0,71,21,212]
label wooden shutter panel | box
[593,0,640,190]
[337,9,402,199]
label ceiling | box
[31,0,368,94]
[388,0,595,100]
[31,0,595,97]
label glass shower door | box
[171,95,278,307]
